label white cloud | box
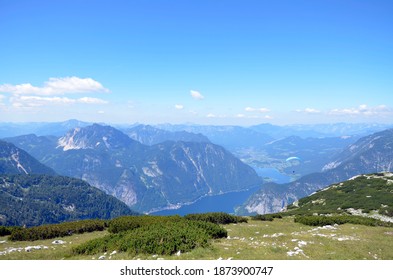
[295,108,321,114]
[236,113,273,120]
[10,95,108,108]
[206,113,228,119]
[77,97,108,104]
[0,76,110,96]
[13,96,75,107]
[175,104,184,110]
[190,90,204,100]
[0,83,41,95]
[245,107,270,113]
[45,77,109,94]
[329,104,392,116]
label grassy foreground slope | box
[285,172,393,218]
[1,217,393,260]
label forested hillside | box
[0,174,137,226]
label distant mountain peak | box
[57,123,139,151]
[57,127,84,151]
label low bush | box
[0,226,21,236]
[190,220,228,239]
[252,213,283,221]
[294,215,393,227]
[9,219,107,241]
[108,215,182,234]
[184,212,247,224]
[73,219,225,256]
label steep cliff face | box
[8,124,261,213]
[240,129,393,215]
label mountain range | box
[155,123,388,178]
[238,129,393,214]
[123,124,210,145]
[2,120,393,220]
[156,123,274,151]
[0,119,91,138]
[6,124,261,213]
[2,120,390,178]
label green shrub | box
[72,234,115,255]
[0,226,21,236]
[184,212,247,224]
[124,221,210,255]
[108,215,182,233]
[190,220,228,239]
[294,215,393,227]
[9,219,107,241]
[252,213,283,221]
[74,219,223,256]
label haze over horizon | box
[1,0,392,125]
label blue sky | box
[0,0,392,125]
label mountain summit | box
[57,123,142,151]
